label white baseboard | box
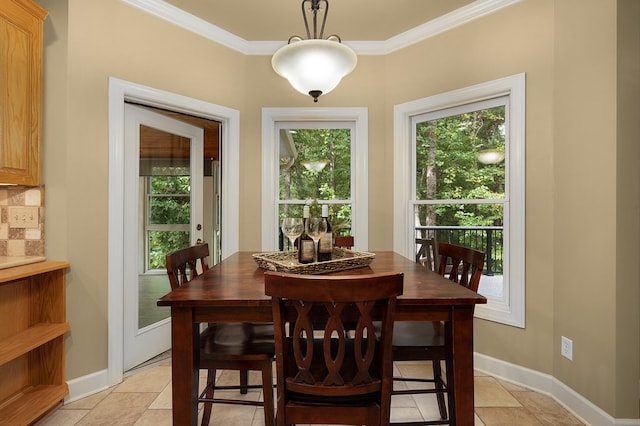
[474,353,640,426]
[65,369,111,404]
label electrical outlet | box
[561,336,573,360]
[8,207,39,229]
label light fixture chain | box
[301,0,311,39]
[302,0,329,40]
[317,0,328,39]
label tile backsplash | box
[0,186,45,257]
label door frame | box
[107,78,239,386]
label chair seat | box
[200,323,275,360]
[392,321,444,347]
[373,321,443,349]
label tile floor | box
[40,357,585,426]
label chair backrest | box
[437,242,485,292]
[165,244,210,290]
[264,271,403,399]
[415,237,439,271]
[334,235,354,249]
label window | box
[394,74,525,327]
[262,108,368,251]
[143,173,191,271]
[277,126,353,248]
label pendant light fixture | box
[272,0,357,102]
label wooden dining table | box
[157,251,486,425]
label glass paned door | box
[123,104,203,370]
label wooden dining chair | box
[415,237,439,271]
[391,242,485,425]
[166,244,275,426]
[265,271,404,426]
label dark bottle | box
[298,205,315,264]
[317,205,333,262]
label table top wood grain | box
[158,251,486,308]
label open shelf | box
[0,384,68,425]
[0,261,70,425]
[0,323,70,366]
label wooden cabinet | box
[0,261,70,425]
[0,0,47,185]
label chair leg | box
[240,369,249,394]
[444,357,456,424]
[201,368,216,426]
[261,362,275,426]
[432,360,448,420]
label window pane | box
[279,128,351,201]
[149,195,190,224]
[415,202,503,229]
[413,203,503,293]
[415,106,505,201]
[147,230,190,270]
[148,176,191,225]
[150,175,190,194]
[279,203,352,232]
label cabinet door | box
[0,0,46,185]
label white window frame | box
[262,108,368,251]
[393,74,526,327]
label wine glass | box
[281,217,303,252]
[305,217,327,263]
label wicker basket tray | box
[253,249,375,275]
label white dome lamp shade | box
[272,38,357,102]
[271,0,357,102]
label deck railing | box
[416,226,503,275]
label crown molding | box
[382,0,523,54]
[122,0,522,56]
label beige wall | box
[616,0,640,416]
[553,0,619,414]
[38,0,639,418]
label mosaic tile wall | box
[0,186,45,257]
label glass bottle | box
[298,205,315,264]
[317,205,333,262]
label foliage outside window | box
[146,173,191,270]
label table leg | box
[171,307,199,425]
[448,306,476,426]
